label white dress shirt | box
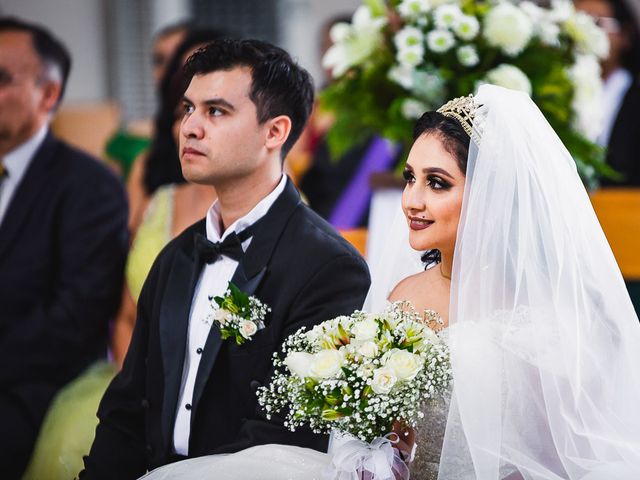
[598,68,633,147]
[173,174,287,455]
[0,125,48,225]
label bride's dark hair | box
[412,111,471,266]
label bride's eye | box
[402,169,415,184]
[427,175,450,191]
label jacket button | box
[141,398,150,409]
[185,403,192,410]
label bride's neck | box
[439,253,453,281]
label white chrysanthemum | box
[453,14,480,41]
[564,11,609,59]
[568,54,603,140]
[426,29,455,53]
[401,98,428,119]
[483,2,533,57]
[397,0,432,19]
[456,44,479,67]
[322,6,387,78]
[397,45,425,67]
[433,4,462,30]
[388,64,415,89]
[485,64,532,95]
[394,26,424,51]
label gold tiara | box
[436,94,477,140]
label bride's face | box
[402,133,465,255]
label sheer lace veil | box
[437,84,640,479]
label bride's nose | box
[403,184,427,213]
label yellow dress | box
[22,186,174,480]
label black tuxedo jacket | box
[602,77,640,186]
[81,179,370,479]
[0,133,128,472]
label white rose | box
[322,5,387,78]
[426,29,455,53]
[388,64,414,89]
[396,45,425,68]
[357,341,380,358]
[213,308,233,325]
[434,4,462,30]
[453,15,480,41]
[397,0,432,20]
[384,349,423,380]
[538,22,561,47]
[483,3,533,57]
[284,351,314,378]
[568,54,603,140]
[352,318,379,341]
[239,320,258,339]
[563,11,609,59]
[401,98,428,120]
[549,0,574,23]
[485,64,532,96]
[456,45,479,67]
[371,366,398,394]
[310,350,344,379]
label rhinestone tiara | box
[436,94,477,140]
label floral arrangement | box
[206,282,270,345]
[321,0,615,185]
[257,302,451,443]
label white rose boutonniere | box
[207,282,270,345]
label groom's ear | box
[264,115,292,153]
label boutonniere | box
[206,282,270,345]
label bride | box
[140,85,640,479]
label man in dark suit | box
[81,39,370,478]
[0,18,128,478]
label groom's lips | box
[182,146,206,157]
[409,217,434,231]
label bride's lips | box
[409,216,434,231]
[182,146,206,157]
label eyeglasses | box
[594,16,621,34]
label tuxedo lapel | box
[158,232,203,447]
[0,133,57,263]
[190,178,301,417]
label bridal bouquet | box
[257,301,451,443]
[321,0,614,185]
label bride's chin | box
[408,235,432,252]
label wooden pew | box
[590,188,640,280]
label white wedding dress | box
[141,85,640,479]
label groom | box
[81,39,371,478]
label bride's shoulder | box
[388,266,439,302]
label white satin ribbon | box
[326,431,410,480]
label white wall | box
[1,0,109,104]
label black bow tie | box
[194,221,261,264]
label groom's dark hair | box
[182,38,314,159]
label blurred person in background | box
[0,17,128,479]
[105,21,192,179]
[23,28,226,480]
[576,0,640,185]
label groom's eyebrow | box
[424,167,454,180]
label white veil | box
[437,84,640,479]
